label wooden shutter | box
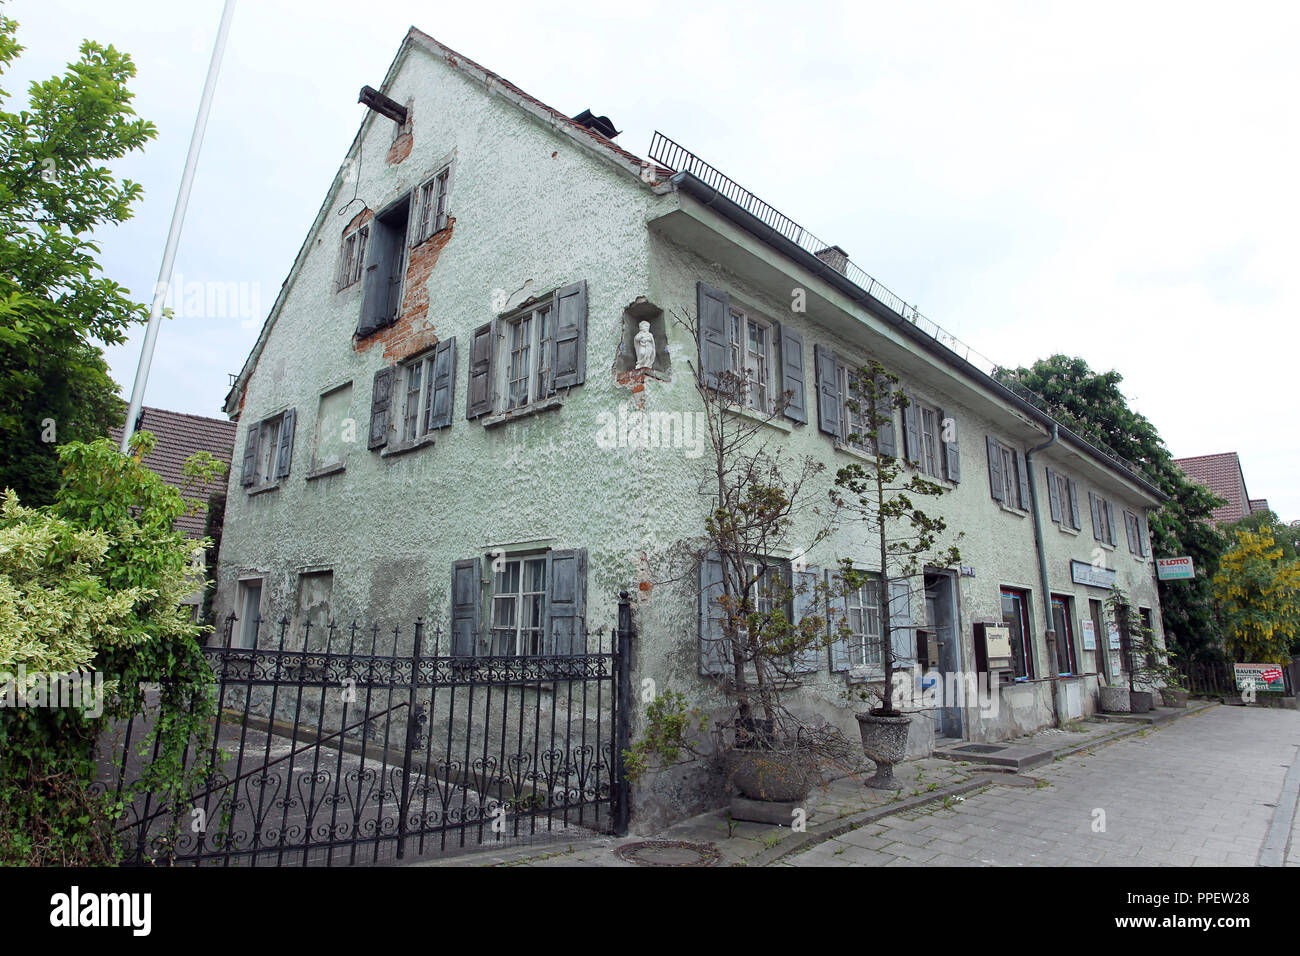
[1105,499,1118,546]
[826,569,851,673]
[986,436,1004,503]
[1067,478,1081,530]
[428,337,456,429]
[545,549,587,655]
[551,280,587,389]
[939,408,960,481]
[357,218,398,337]
[902,392,921,464]
[1125,512,1138,553]
[699,553,729,676]
[779,325,807,424]
[792,567,821,673]
[466,321,495,419]
[888,578,914,665]
[367,366,396,449]
[696,281,730,389]
[1046,467,1062,523]
[1015,450,1031,510]
[1138,515,1148,556]
[450,558,481,657]
[240,422,260,486]
[1089,491,1102,539]
[814,345,841,437]
[274,408,296,479]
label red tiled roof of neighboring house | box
[1249,498,1270,514]
[109,407,237,538]
[1173,452,1253,525]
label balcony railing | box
[648,131,1147,481]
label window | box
[838,367,873,452]
[1125,510,1149,556]
[338,223,369,290]
[240,409,296,488]
[844,576,883,670]
[369,339,455,451]
[1000,444,1022,509]
[491,556,547,656]
[1089,491,1118,546]
[1050,595,1078,676]
[236,579,264,649]
[356,196,410,338]
[1000,587,1033,680]
[466,282,588,420]
[312,384,352,472]
[412,165,451,244]
[1047,467,1081,530]
[986,436,1026,509]
[502,301,555,411]
[919,406,940,477]
[729,308,777,412]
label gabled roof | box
[1173,452,1252,525]
[110,407,236,538]
[223,28,666,418]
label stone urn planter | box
[726,748,814,804]
[1129,690,1154,713]
[1098,685,1131,713]
[1160,687,1189,709]
[855,712,911,790]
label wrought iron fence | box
[100,594,634,866]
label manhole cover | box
[954,744,1006,754]
[615,840,722,867]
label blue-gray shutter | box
[699,552,728,676]
[826,569,850,672]
[1138,514,1148,556]
[1068,478,1081,530]
[888,578,914,666]
[938,407,959,481]
[450,558,481,657]
[428,337,456,429]
[1046,466,1062,523]
[814,345,841,437]
[1125,512,1138,553]
[240,422,260,486]
[357,217,400,337]
[875,380,898,457]
[778,325,807,424]
[792,567,821,673]
[986,436,1004,503]
[1089,491,1102,539]
[466,321,495,419]
[1015,449,1030,510]
[551,280,587,389]
[1105,499,1118,546]
[274,408,296,479]
[545,548,586,655]
[368,365,396,449]
[902,392,921,464]
[697,281,730,389]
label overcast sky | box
[7,0,1297,520]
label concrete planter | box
[725,748,813,803]
[1130,690,1154,713]
[1098,685,1131,713]
[1160,688,1189,709]
[855,712,911,790]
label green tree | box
[993,354,1227,661]
[0,12,156,504]
[1213,527,1300,664]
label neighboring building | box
[215,29,1168,829]
[1173,452,1263,526]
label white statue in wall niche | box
[633,320,656,370]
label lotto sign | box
[1235,663,1285,693]
[1156,557,1195,580]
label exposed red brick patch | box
[353,219,456,361]
[345,207,374,234]
[387,132,413,166]
[638,580,652,593]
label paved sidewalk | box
[784,705,1300,867]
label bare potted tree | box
[830,361,963,789]
[1107,586,1178,713]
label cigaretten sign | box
[1156,556,1195,580]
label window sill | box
[305,461,346,481]
[833,441,877,463]
[999,504,1029,518]
[1056,523,1081,536]
[382,434,437,458]
[483,395,564,428]
[247,481,282,497]
[724,403,793,433]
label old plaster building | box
[216,29,1168,827]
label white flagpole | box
[119,0,237,452]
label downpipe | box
[1025,423,1061,727]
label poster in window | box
[1107,625,1121,650]
[1081,619,1096,651]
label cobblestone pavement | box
[784,705,1300,867]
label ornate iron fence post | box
[613,591,634,836]
[397,617,424,860]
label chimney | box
[814,245,849,274]
[571,109,620,139]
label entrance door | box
[924,572,962,739]
[1050,596,1078,676]
[1090,599,1109,684]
